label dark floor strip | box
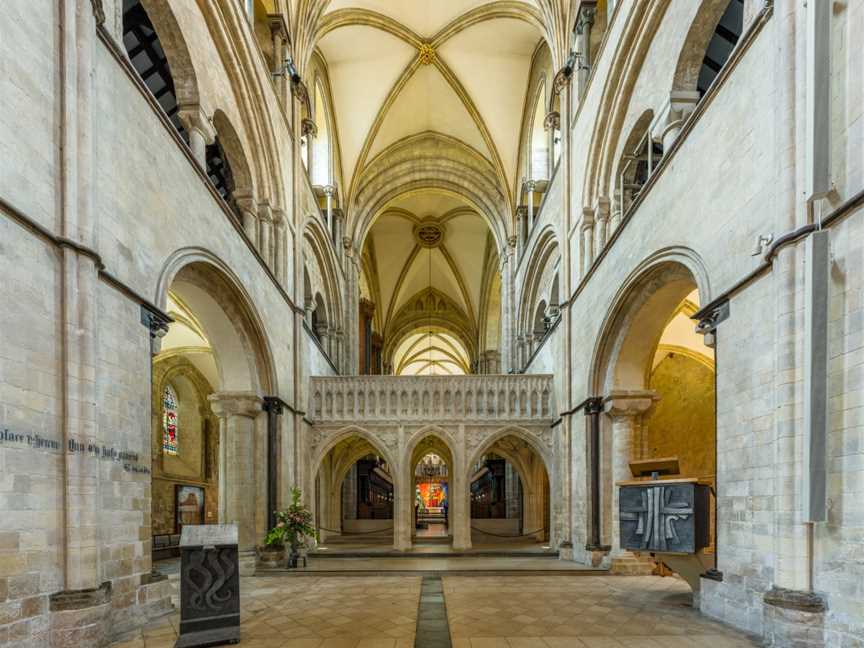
[414,575,452,648]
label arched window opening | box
[616,112,661,216]
[122,0,187,141]
[529,83,549,181]
[533,300,548,339]
[698,0,744,96]
[313,293,327,343]
[205,137,236,204]
[312,83,331,186]
[162,383,179,456]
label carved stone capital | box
[208,392,262,418]
[552,65,572,94]
[593,195,611,223]
[575,2,598,35]
[292,79,309,104]
[177,105,216,145]
[258,202,273,223]
[301,118,317,138]
[543,111,560,131]
[603,390,658,418]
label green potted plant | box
[263,487,318,568]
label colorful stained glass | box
[162,384,178,455]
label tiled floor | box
[111,576,421,648]
[443,575,761,648]
[111,574,760,648]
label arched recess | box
[383,288,477,374]
[350,133,510,254]
[123,0,200,138]
[517,226,560,361]
[155,251,276,395]
[528,79,550,181]
[467,427,553,543]
[303,217,344,361]
[210,110,256,208]
[153,249,276,568]
[311,79,333,186]
[581,0,671,212]
[589,249,716,561]
[399,427,464,548]
[671,0,744,97]
[150,356,220,547]
[612,109,657,220]
[311,427,397,543]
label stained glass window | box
[162,384,179,455]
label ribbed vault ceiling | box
[316,1,545,209]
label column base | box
[49,582,112,648]
[609,551,656,575]
[763,587,826,647]
[238,550,257,576]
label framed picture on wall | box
[175,485,205,532]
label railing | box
[308,374,555,423]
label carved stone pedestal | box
[176,525,240,648]
[763,587,826,647]
[49,582,112,648]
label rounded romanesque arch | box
[516,225,561,366]
[588,248,716,561]
[590,248,711,394]
[310,425,399,544]
[350,133,511,254]
[152,248,277,572]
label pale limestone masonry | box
[0,0,862,646]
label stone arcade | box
[1,0,862,647]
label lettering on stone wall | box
[0,427,150,474]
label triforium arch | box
[517,225,561,358]
[671,0,744,97]
[349,133,511,254]
[303,217,345,364]
[310,425,399,543]
[467,426,554,545]
[136,0,201,109]
[581,1,672,212]
[153,249,277,573]
[589,248,715,560]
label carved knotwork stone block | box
[176,525,240,647]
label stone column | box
[515,206,528,260]
[209,392,263,575]
[655,91,700,151]
[258,201,274,269]
[580,210,595,277]
[50,2,116,645]
[315,323,329,356]
[500,241,516,373]
[394,453,413,551]
[273,210,286,285]
[593,195,611,252]
[322,184,336,232]
[268,15,289,103]
[178,105,215,168]
[574,4,597,97]
[451,439,471,550]
[235,196,259,247]
[604,391,656,571]
[525,180,536,229]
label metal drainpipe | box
[585,396,605,550]
[263,397,285,529]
